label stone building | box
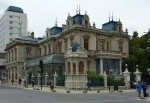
[5,10,129,89]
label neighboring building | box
[0,52,6,81]
[5,11,129,89]
[0,6,27,52]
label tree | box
[123,31,150,77]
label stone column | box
[38,73,41,86]
[100,58,103,74]
[53,71,58,88]
[134,65,141,83]
[123,64,130,89]
[45,73,49,86]
[84,61,87,74]
[76,62,79,74]
[71,62,73,75]
[119,59,122,75]
[103,71,108,89]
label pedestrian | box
[50,79,54,91]
[136,81,142,97]
[11,79,14,85]
[86,80,91,92]
[19,79,22,85]
[31,79,35,87]
[142,81,148,97]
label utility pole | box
[39,59,43,90]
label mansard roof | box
[16,36,43,42]
[102,20,117,31]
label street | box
[0,84,149,103]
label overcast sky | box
[0,0,150,37]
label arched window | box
[79,62,84,74]
[68,22,69,29]
[73,63,76,74]
[68,62,71,74]
[119,27,121,32]
[15,68,17,79]
[85,20,88,27]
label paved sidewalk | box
[1,83,136,94]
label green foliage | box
[28,71,32,76]
[123,31,150,77]
[87,71,104,81]
[107,74,115,79]
[107,74,125,86]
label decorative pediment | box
[26,46,32,52]
[82,34,90,38]
[118,39,124,43]
[99,39,105,42]
[63,37,68,41]
[69,35,75,39]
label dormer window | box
[85,20,88,27]
[119,27,121,32]
[68,22,69,29]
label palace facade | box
[5,11,129,88]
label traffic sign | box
[147,68,150,72]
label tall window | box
[58,41,62,53]
[96,41,98,50]
[73,63,76,74]
[119,27,121,32]
[39,48,41,56]
[6,53,7,63]
[85,20,88,27]
[68,22,69,29]
[84,38,89,50]
[12,50,13,61]
[68,62,71,74]
[100,42,104,50]
[44,46,47,55]
[15,48,17,60]
[15,68,17,79]
[56,45,58,53]
[9,52,10,62]
[107,42,109,50]
[65,40,68,52]
[79,62,84,74]
[70,38,74,46]
[119,43,123,53]
[48,44,51,54]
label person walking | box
[86,80,91,92]
[142,81,147,97]
[11,79,14,85]
[50,79,54,91]
[136,81,142,97]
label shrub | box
[87,70,104,82]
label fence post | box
[103,71,108,89]
[45,73,49,86]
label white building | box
[0,6,27,52]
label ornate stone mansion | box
[5,10,129,89]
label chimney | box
[31,32,34,38]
